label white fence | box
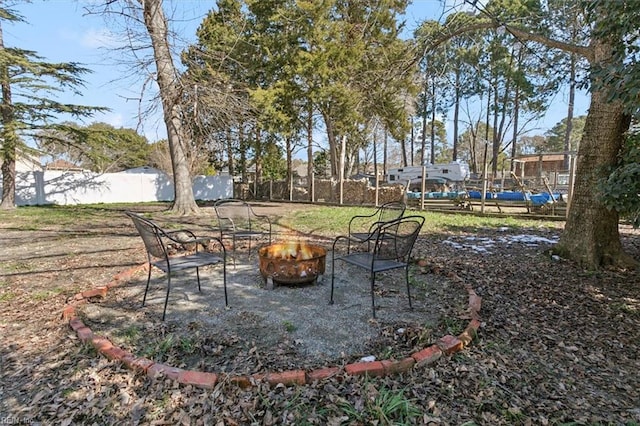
[3,170,233,206]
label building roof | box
[515,154,565,162]
[45,159,84,171]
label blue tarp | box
[407,191,465,200]
[467,190,562,206]
[468,190,495,199]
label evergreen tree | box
[36,122,151,173]
[0,7,106,209]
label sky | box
[4,0,589,147]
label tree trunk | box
[401,135,408,167]
[306,105,314,202]
[226,128,234,176]
[383,130,388,176]
[286,136,292,201]
[420,78,428,165]
[563,53,576,169]
[0,22,16,210]
[491,79,500,177]
[482,87,491,177]
[410,117,414,165]
[140,0,198,215]
[254,126,262,189]
[322,111,338,178]
[452,70,460,162]
[430,85,436,164]
[510,86,520,171]
[555,42,636,269]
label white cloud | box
[95,111,124,128]
[80,28,119,49]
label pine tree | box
[0,7,106,209]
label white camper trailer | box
[385,162,470,189]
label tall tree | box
[433,0,638,268]
[544,116,586,154]
[0,7,106,209]
[507,3,638,268]
[93,0,207,215]
[139,0,198,214]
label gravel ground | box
[81,251,458,373]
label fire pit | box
[258,242,326,288]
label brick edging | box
[63,264,481,389]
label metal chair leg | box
[142,258,152,307]
[222,259,228,306]
[329,254,336,304]
[405,265,413,309]
[162,273,171,321]
[370,272,377,318]
[231,235,237,268]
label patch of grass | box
[148,394,171,421]
[30,287,65,301]
[0,203,168,229]
[288,205,558,237]
[61,388,75,398]
[31,291,52,301]
[0,292,17,303]
[3,261,33,273]
[379,345,398,360]
[138,333,199,360]
[502,406,526,423]
[281,388,332,423]
[611,301,639,318]
[115,325,142,345]
[142,334,176,361]
[283,320,296,333]
[179,336,197,354]
[440,316,465,335]
[338,383,421,424]
[79,342,98,356]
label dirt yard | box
[1,202,639,425]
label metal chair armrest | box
[348,211,378,236]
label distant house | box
[45,159,84,172]
[513,153,569,177]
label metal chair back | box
[213,199,272,265]
[126,211,227,321]
[330,215,424,318]
[128,211,168,260]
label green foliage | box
[37,122,151,172]
[544,116,586,153]
[261,140,287,180]
[0,291,16,303]
[599,130,640,227]
[585,0,640,117]
[1,7,107,207]
[185,0,415,178]
[313,150,329,177]
[338,384,421,424]
[282,321,296,333]
[142,334,176,361]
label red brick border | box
[64,263,481,389]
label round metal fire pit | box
[258,242,326,286]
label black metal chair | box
[126,211,227,321]
[347,201,406,253]
[213,198,272,265]
[330,215,425,318]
